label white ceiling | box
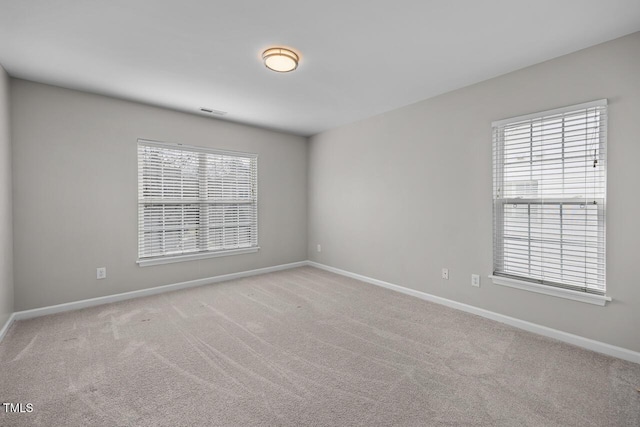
[1,1,639,136]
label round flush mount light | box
[262,47,299,73]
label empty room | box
[1,1,639,426]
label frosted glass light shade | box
[262,48,299,72]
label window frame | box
[136,139,259,267]
[490,100,610,306]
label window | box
[491,100,608,304]
[137,140,258,266]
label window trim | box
[137,139,259,265]
[137,247,260,267]
[489,275,611,306]
[491,99,607,128]
[491,100,610,304]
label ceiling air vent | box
[200,108,227,116]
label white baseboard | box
[307,261,640,365]
[0,312,16,343]
[9,261,308,324]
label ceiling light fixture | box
[262,47,299,73]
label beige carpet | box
[1,266,639,426]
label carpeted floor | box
[1,266,639,426]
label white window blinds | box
[138,140,258,262]
[492,100,607,295]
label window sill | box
[137,247,260,267]
[488,275,611,306]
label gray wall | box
[308,32,640,352]
[0,65,13,326]
[11,80,307,311]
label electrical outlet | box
[317,244,322,253]
[441,268,449,280]
[471,274,480,287]
[97,267,106,280]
